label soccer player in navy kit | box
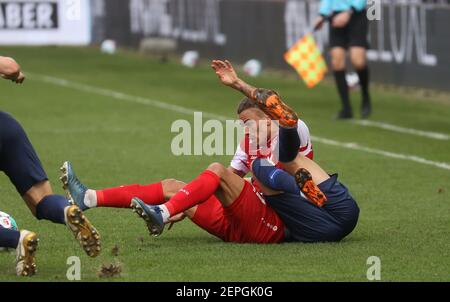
[0,56,101,276]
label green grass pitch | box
[0,46,449,281]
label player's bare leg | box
[22,181,53,216]
[279,154,330,207]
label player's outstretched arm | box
[212,59,298,130]
[211,60,256,99]
[0,56,25,84]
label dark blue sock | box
[36,195,70,224]
[252,158,300,194]
[0,226,20,249]
[278,126,300,163]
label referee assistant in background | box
[314,0,372,119]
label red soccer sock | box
[96,182,165,208]
[164,170,220,216]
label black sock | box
[333,70,351,112]
[36,195,70,224]
[278,126,300,163]
[0,227,20,249]
[356,66,370,104]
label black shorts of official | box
[329,10,369,49]
[265,174,359,243]
[0,111,48,195]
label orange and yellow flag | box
[284,34,327,88]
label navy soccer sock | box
[36,195,70,224]
[0,226,20,249]
[356,66,370,104]
[278,126,300,163]
[252,158,300,194]
[333,70,351,112]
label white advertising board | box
[0,0,91,45]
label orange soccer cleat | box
[252,88,298,128]
[295,168,327,207]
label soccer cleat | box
[294,168,327,207]
[65,205,101,257]
[130,198,165,237]
[16,230,38,277]
[252,88,298,128]
[361,99,372,119]
[60,161,89,211]
[335,109,353,120]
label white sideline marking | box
[311,136,450,171]
[31,73,450,171]
[352,120,450,141]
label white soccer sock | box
[159,204,171,223]
[83,189,97,208]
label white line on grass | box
[311,136,450,171]
[31,73,450,172]
[352,120,450,141]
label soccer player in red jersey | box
[128,59,358,243]
[61,59,325,243]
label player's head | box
[237,97,273,140]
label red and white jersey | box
[230,119,313,175]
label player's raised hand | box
[211,59,239,87]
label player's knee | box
[207,162,226,177]
[351,57,366,70]
[161,178,185,197]
[331,57,346,71]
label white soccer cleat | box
[16,230,39,277]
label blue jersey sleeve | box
[350,0,367,12]
[319,0,332,16]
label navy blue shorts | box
[0,111,48,195]
[265,174,359,243]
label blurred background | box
[0,0,449,281]
[0,0,449,91]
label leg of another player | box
[207,163,245,208]
[130,163,244,236]
[331,47,352,119]
[0,226,39,276]
[23,180,69,225]
[61,161,175,210]
[95,179,178,208]
[350,46,371,118]
[281,155,329,186]
[277,126,329,206]
[162,163,244,218]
